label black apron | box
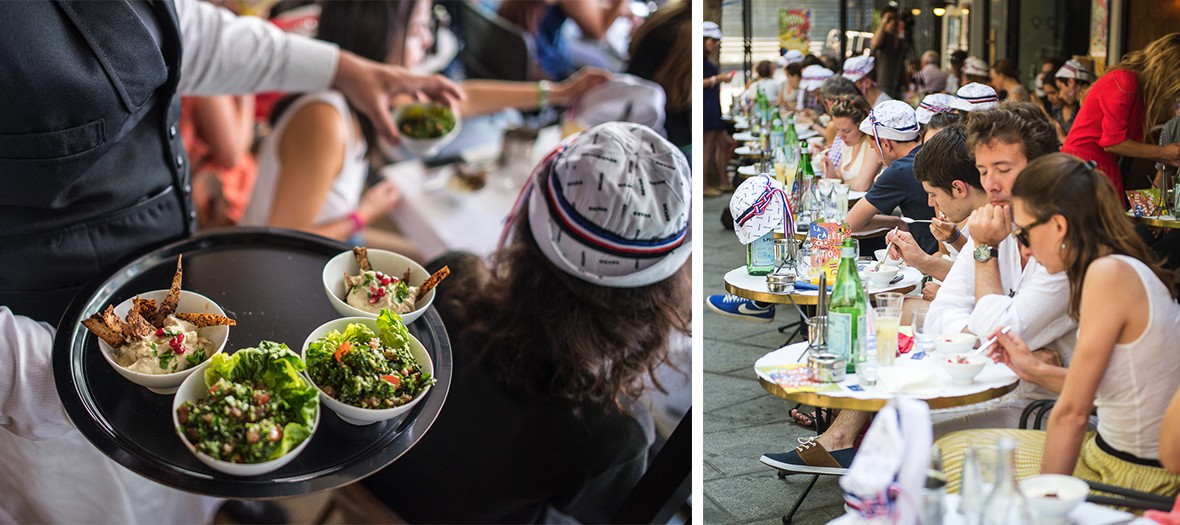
[0,0,193,325]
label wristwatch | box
[973,243,999,263]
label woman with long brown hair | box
[1062,33,1180,200]
[937,153,1180,496]
[361,122,691,523]
[820,95,882,191]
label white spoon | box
[899,216,934,224]
[971,326,1013,356]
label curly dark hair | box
[432,193,690,413]
[965,102,1060,161]
[827,95,870,123]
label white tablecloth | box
[382,127,561,261]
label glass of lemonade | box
[873,292,904,366]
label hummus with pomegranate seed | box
[344,269,418,314]
[115,315,214,374]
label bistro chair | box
[458,2,537,82]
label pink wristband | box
[348,212,366,232]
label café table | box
[724,263,920,346]
[382,126,562,262]
[1129,212,1180,229]
[756,340,1019,524]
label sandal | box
[789,404,818,430]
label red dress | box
[1061,69,1144,201]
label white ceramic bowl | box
[96,290,229,395]
[172,361,320,476]
[1020,474,1089,524]
[866,265,899,288]
[393,103,462,158]
[322,249,434,325]
[940,354,987,385]
[301,317,435,426]
[934,333,978,355]
[874,248,902,266]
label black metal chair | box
[457,2,537,82]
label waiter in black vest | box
[0,1,463,523]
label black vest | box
[0,0,193,325]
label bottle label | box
[748,232,776,272]
[827,311,852,361]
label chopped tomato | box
[381,374,400,387]
[334,341,351,362]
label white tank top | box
[1093,254,1180,460]
[837,138,875,184]
[241,91,368,227]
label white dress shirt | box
[1,1,339,523]
[928,234,1077,401]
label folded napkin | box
[897,332,914,354]
[793,282,834,292]
[875,367,943,394]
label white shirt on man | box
[926,233,1077,434]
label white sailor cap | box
[800,65,834,91]
[858,100,921,142]
[915,93,957,124]
[1055,59,1096,83]
[962,56,990,77]
[842,55,876,82]
[949,82,999,112]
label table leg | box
[780,474,820,524]
[778,296,813,347]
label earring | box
[1060,242,1066,253]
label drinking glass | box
[873,292,904,366]
[834,184,851,216]
[910,308,934,352]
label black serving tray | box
[53,228,451,498]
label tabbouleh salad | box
[396,104,456,139]
[306,310,435,409]
[176,341,318,464]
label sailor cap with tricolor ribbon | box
[800,65,834,91]
[949,82,999,112]
[915,93,957,124]
[730,174,792,245]
[524,122,691,288]
[1055,59,1095,83]
[842,55,876,82]
[858,100,921,142]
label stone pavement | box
[702,191,847,525]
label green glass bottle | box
[746,231,776,276]
[827,238,867,372]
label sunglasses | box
[1013,216,1051,247]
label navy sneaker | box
[760,437,855,475]
[706,294,775,323]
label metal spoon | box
[899,216,934,224]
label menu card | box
[755,363,842,393]
[809,222,850,282]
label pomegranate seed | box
[380,276,392,286]
[369,296,379,304]
[155,327,165,337]
[377,287,386,297]
[370,286,379,294]
[169,333,186,354]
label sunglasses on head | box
[1013,216,1051,247]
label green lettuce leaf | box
[377,309,411,350]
